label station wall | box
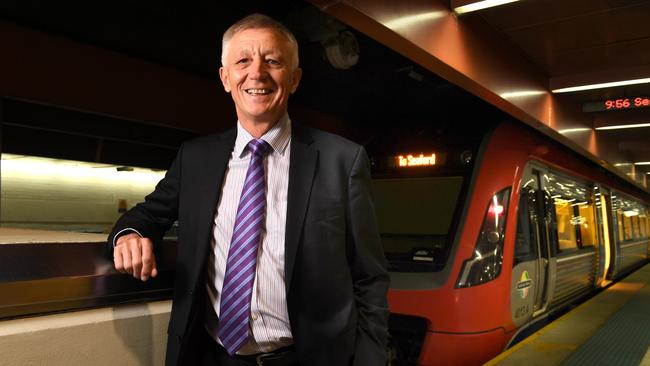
[0,301,170,366]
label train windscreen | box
[374,177,463,272]
[366,121,493,273]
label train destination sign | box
[396,153,437,167]
[583,96,650,113]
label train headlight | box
[456,187,511,288]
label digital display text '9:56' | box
[604,97,650,110]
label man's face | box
[219,27,302,126]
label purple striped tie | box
[218,138,271,355]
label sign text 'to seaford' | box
[397,153,437,167]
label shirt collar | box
[234,114,292,158]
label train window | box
[544,188,560,257]
[555,200,578,250]
[639,213,648,238]
[611,193,649,242]
[638,216,645,238]
[578,202,598,247]
[630,216,641,240]
[365,118,492,276]
[373,176,463,272]
[514,186,538,262]
[616,210,625,242]
[546,172,596,252]
[624,214,633,241]
[0,154,165,233]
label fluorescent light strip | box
[384,12,445,29]
[634,162,650,165]
[552,77,650,93]
[595,123,650,131]
[499,90,546,99]
[454,0,520,14]
[558,128,592,134]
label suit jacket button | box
[188,290,193,296]
[176,335,182,344]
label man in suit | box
[108,13,389,366]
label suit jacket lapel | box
[194,128,236,267]
[285,125,317,293]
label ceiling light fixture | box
[558,128,592,134]
[595,123,650,131]
[634,162,650,165]
[453,0,520,15]
[499,90,546,99]
[552,77,650,93]
[384,11,446,29]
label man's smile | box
[245,88,273,95]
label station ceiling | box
[1,0,649,190]
[474,0,650,185]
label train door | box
[511,164,554,326]
[608,192,625,280]
[595,186,614,286]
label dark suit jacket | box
[107,124,389,366]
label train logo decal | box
[517,271,532,299]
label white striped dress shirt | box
[206,114,293,354]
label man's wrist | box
[113,228,143,247]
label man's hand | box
[113,233,158,281]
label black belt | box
[232,345,297,366]
[210,334,298,366]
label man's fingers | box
[130,241,143,279]
[114,247,124,272]
[121,244,133,275]
[140,239,156,281]
[151,252,158,278]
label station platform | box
[488,263,650,366]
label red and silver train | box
[367,119,650,365]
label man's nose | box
[248,58,268,80]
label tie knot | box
[247,139,272,157]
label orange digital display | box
[583,96,650,112]
[396,153,437,167]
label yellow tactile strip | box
[487,263,650,366]
[561,284,650,365]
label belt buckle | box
[255,354,267,366]
[255,347,291,365]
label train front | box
[367,121,516,366]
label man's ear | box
[289,67,302,94]
[219,67,231,93]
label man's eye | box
[265,59,280,65]
[236,58,249,64]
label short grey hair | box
[221,13,299,69]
